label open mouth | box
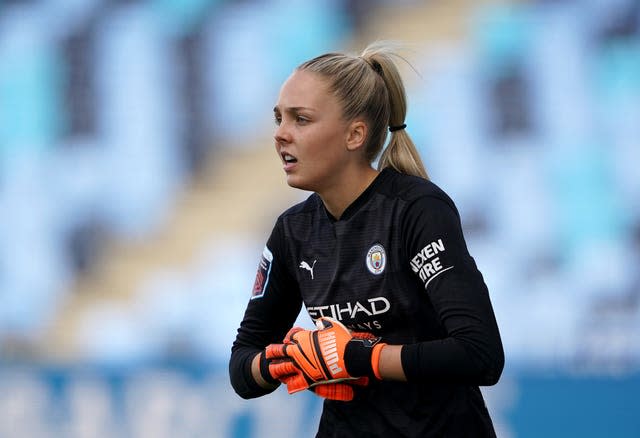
[282,153,298,164]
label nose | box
[274,121,292,144]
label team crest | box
[366,244,386,275]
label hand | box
[269,317,387,392]
[307,331,378,401]
[260,330,302,385]
[310,376,369,401]
[262,327,305,392]
[285,317,354,383]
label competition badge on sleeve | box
[252,246,273,299]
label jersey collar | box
[322,168,393,223]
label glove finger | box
[309,377,358,386]
[352,331,377,341]
[265,343,287,360]
[268,360,298,380]
[282,371,310,394]
[351,376,369,387]
[315,317,334,330]
[312,383,355,401]
[284,326,305,342]
[316,316,350,334]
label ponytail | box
[298,41,428,179]
[378,128,429,179]
[360,42,428,179]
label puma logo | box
[317,330,342,376]
[299,260,316,280]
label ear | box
[345,120,367,152]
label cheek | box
[304,129,345,161]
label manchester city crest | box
[366,244,386,275]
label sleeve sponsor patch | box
[251,246,273,299]
[410,238,454,289]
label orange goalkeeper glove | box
[264,326,305,385]
[308,330,381,401]
[309,376,370,401]
[260,329,302,385]
[268,317,387,394]
[270,330,378,401]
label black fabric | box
[259,351,279,385]
[229,168,504,437]
[227,347,276,400]
[344,339,375,378]
[229,220,302,399]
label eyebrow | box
[273,106,315,113]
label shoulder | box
[381,168,458,215]
[278,193,322,220]
[264,194,321,261]
[274,193,323,242]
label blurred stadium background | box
[0,0,639,436]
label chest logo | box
[299,260,316,279]
[366,244,386,275]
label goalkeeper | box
[229,42,504,437]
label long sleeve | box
[399,195,504,386]
[228,218,302,399]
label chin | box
[286,174,315,192]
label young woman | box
[229,42,504,437]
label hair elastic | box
[389,123,406,132]
[361,56,383,75]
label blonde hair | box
[297,41,428,179]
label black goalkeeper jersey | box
[230,168,504,437]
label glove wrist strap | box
[344,339,386,380]
[259,352,279,385]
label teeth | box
[284,154,296,162]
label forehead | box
[276,70,336,110]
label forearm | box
[369,341,493,384]
[400,337,504,385]
[229,347,279,399]
[377,344,406,381]
[376,338,503,385]
[251,352,280,389]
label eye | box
[274,114,282,125]
[296,115,309,124]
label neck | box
[318,166,379,220]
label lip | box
[283,161,297,172]
[280,150,298,172]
